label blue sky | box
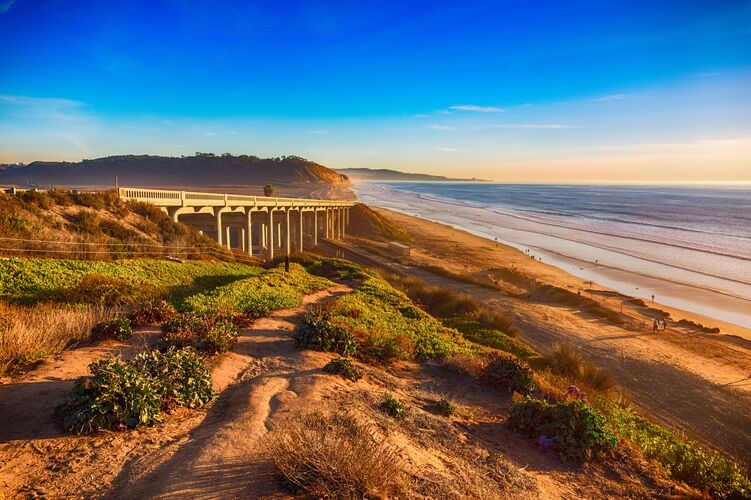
[1,0,750,181]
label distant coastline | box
[335,167,491,182]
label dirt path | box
[0,286,351,498]
[329,239,751,465]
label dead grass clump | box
[547,344,615,392]
[0,301,119,376]
[264,412,406,498]
[472,308,521,337]
[441,352,487,379]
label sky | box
[0,0,750,182]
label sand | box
[347,207,751,464]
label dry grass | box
[547,343,615,392]
[0,301,120,376]
[263,411,406,498]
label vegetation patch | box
[322,357,362,381]
[483,353,536,394]
[296,305,358,356]
[263,412,405,498]
[0,257,258,305]
[181,263,331,318]
[56,357,163,433]
[444,317,538,359]
[508,397,617,462]
[162,313,239,354]
[380,394,408,420]
[600,400,751,499]
[132,347,216,410]
[56,347,215,434]
[91,317,133,342]
[128,299,178,326]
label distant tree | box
[263,184,275,197]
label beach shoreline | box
[353,182,751,331]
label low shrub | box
[508,397,616,462]
[56,347,216,434]
[162,313,239,354]
[129,299,177,326]
[434,398,458,417]
[322,357,362,382]
[380,394,408,420]
[483,353,536,394]
[56,357,162,433]
[295,305,357,357]
[91,317,132,341]
[263,412,405,498]
[132,347,216,409]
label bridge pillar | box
[285,209,291,255]
[214,208,223,246]
[313,210,319,246]
[241,228,246,252]
[324,209,330,239]
[298,210,304,253]
[225,225,231,249]
[246,209,254,257]
[268,211,275,260]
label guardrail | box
[119,187,354,208]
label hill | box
[0,154,352,198]
[335,167,489,182]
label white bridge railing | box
[119,187,354,208]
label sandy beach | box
[354,182,751,330]
[350,206,751,464]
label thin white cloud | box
[435,147,464,152]
[449,104,506,113]
[0,0,16,14]
[0,94,83,109]
[588,137,751,153]
[427,124,456,131]
[697,71,720,77]
[205,132,218,136]
[481,123,583,129]
[307,129,330,135]
[593,93,626,102]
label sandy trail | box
[0,286,350,498]
[338,209,751,465]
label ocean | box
[353,182,751,329]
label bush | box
[295,306,357,357]
[263,412,405,498]
[508,397,616,461]
[483,353,535,394]
[434,398,458,417]
[323,357,362,381]
[56,357,162,433]
[129,299,177,326]
[132,347,216,409]
[162,313,239,354]
[380,394,408,420]
[91,317,132,341]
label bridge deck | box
[119,187,354,208]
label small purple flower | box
[566,385,579,395]
[538,435,555,449]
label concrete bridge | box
[119,187,354,260]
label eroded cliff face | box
[0,154,351,189]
